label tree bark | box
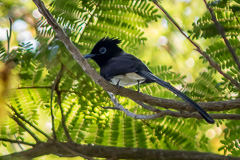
[1,142,240,160]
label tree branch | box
[152,0,240,90]
[203,0,240,71]
[0,141,239,160]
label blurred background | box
[0,0,223,159]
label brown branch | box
[152,0,240,90]
[0,141,240,160]
[0,138,35,146]
[203,0,240,71]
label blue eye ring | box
[99,47,107,54]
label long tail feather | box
[138,70,215,124]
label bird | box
[84,37,215,124]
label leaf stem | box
[17,86,51,89]
[11,115,42,143]
[0,138,35,146]
[8,104,51,140]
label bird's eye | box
[99,47,107,54]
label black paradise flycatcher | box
[84,37,215,124]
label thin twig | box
[105,91,177,120]
[152,0,240,90]
[10,115,42,143]
[203,0,240,71]
[107,92,146,118]
[0,138,35,146]
[8,104,51,139]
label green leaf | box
[230,5,240,13]
[234,0,240,4]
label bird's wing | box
[100,54,151,80]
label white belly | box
[110,72,146,86]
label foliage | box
[219,120,240,156]
[0,0,240,159]
[188,0,240,156]
[190,0,240,88]
[38,0,160,54]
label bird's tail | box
[138,70,215,124]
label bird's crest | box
[96,37,121,46]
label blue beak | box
[84,54,95,59]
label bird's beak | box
[84,54,95,59]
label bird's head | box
[84,37,123,67]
